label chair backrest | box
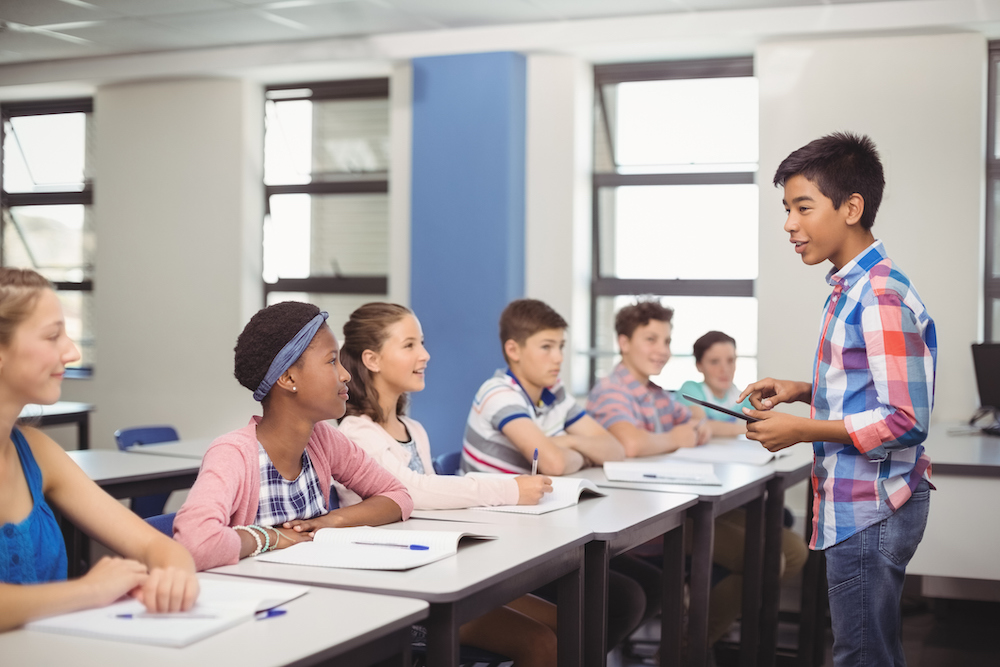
[114,426,180,451]
[144,512,176,537]
[432,451,462,476]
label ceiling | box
[0,0,913,66]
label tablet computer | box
[680,393,760,423]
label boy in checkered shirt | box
[740,132,936,667]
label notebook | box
[603,460,721,486]
[24,577,308,648]
[466,474,606,515]
[255,526,496,570]
[665,440,785,466]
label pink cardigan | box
[174,416,413,571]
[336,414,518,510]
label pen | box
[352,541,430,551]
[531,448,538,476]
[256,609,287,620]
[642,473,705,483]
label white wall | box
[525,54,595,396]
[756,32,985,426]
[60,78,265,448]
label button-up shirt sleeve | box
[844,285,936,461]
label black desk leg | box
[739,495,765,667]
[78,413,90,450]
[557,560,585,667]
[424,603,459,667]
[661,520,685,667]
[797,484,827,667]
[584,541,610,667]
[758,478,787,667]
[689,502,715,667]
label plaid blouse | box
[810,240,936,550]
[255,442,327,527]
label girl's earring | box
[292,387,297,392]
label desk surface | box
[19,401,94,419]
[68,449,200,485]
[928,423,1000,474]
[0,573,428,667]
[125,438,214,460]
[210,518,590,603]
[412,487,697,540]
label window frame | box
[589,57,756,385]
[263,78,390,302]
[0,97,94,376]
[986,43,1000,341]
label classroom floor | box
[611,577,1000,667]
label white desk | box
[124,437,214,460]
[573,461,774,667]
[0,574,428,667]
[210,518,591,667]
[64,450,200,577]
[413,489,699,667]
[20,401,93,450]
[907,424,1000,598]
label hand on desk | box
[133,565,200,613]
[515,474,553,505]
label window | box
[591,58,758,389]
[263,79,390,337]
[0,98,94,373]
[986,43,1000,341]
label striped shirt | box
[461,369,586,474]
[586,362,691,433]
[255,442,328,527]
[810,240,936,550]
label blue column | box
[409,52,526,456]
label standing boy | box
[740,132,935,667]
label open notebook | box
[467,475,606,515]
[24,577,308,648]
[665,439,788,466]
[603,460,722,486]
[255,526,496,570]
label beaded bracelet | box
[248,525,271,554]
[233,525,262,557]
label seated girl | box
[0,268,198,631]
[336,302,557,667]
[678,331,753,438]
[173,301,412,571]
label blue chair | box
[144,512,176,537]
[432,451,462,476]
[114,426,180,519]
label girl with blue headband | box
[174,301,412,570]
[0,268,198,631]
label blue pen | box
[531,448,539,476]
[642,473,704,483]
[256,608,287,620]
[352,541,430,551]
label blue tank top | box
[0,428,68,583]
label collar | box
[612,362,662,401]
[505,368,557,408]
[826,239,886,290]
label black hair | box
[773,131,885,229]
[692,330,736,364]
[234,301,322,393]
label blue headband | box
[253,311,329,401]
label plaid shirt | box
[810,240,936,550]
[586,362,691,433]
[255,442,327,527]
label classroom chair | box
[144,512,176,537]
[432,451,462,476]
[114,425,180,519]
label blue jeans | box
[824,479,930,667]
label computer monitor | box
[972,343,1000,410]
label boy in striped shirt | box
[740,132,936,667]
